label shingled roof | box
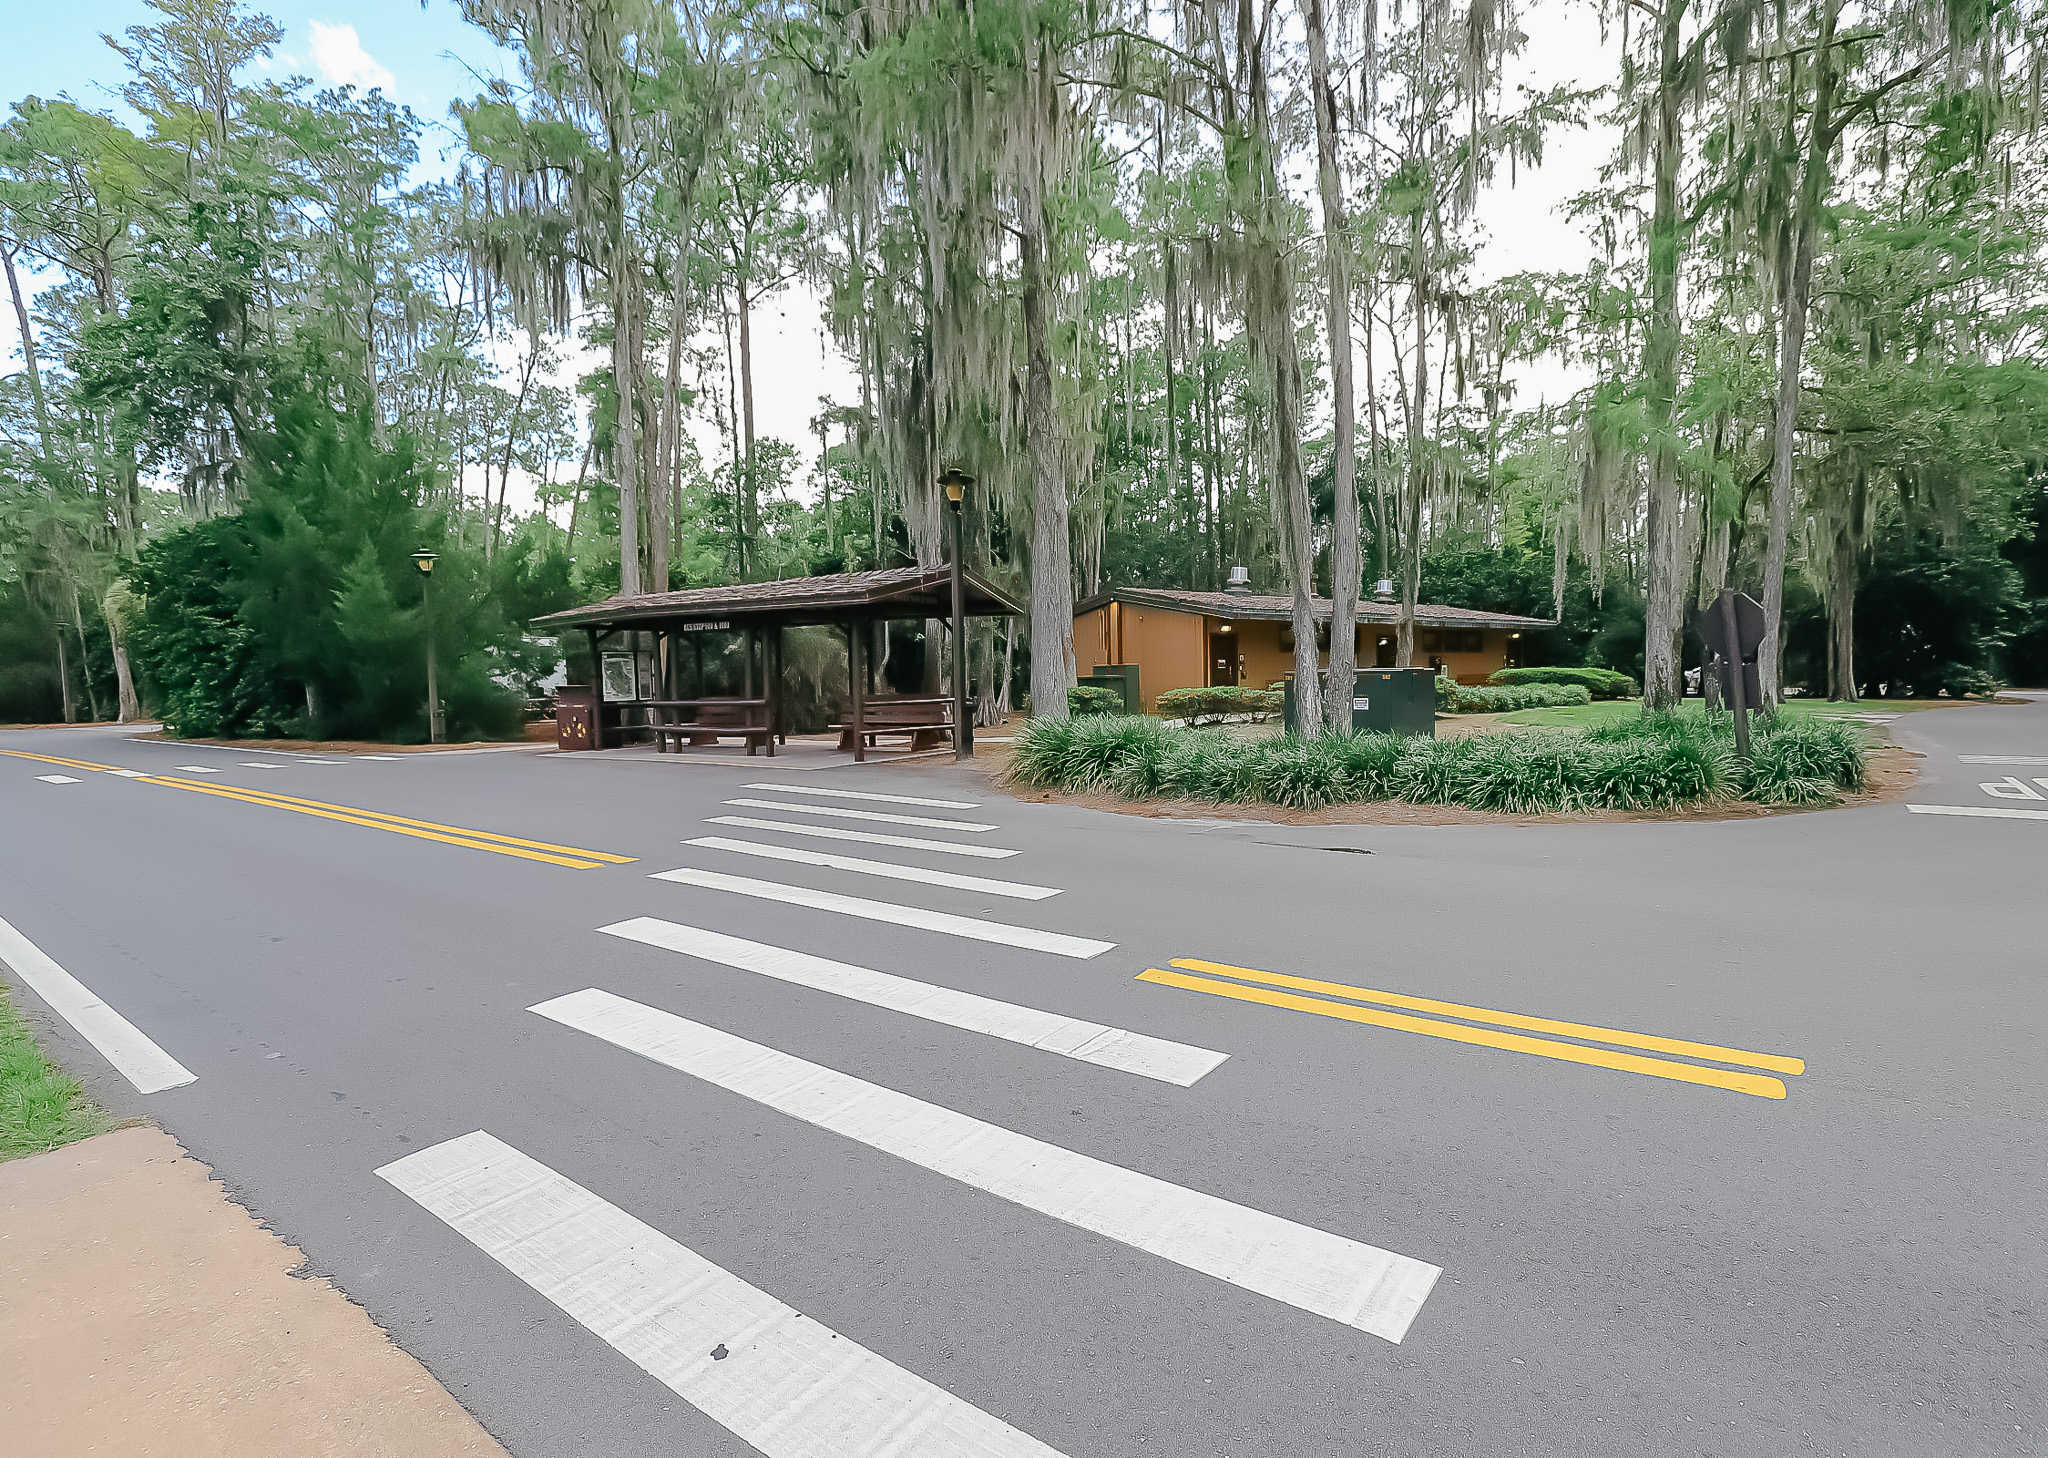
[533,566,1027,632]
[1072,585,1554,631]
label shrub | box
[1935,664,2004,699]
[1489,665,1639,699]
[1156,685,1284,724]
[1067,684,1121,716]
[1437,679,1593,713]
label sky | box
[3,0,1615,520]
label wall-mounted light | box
[1219,624,1233,633]
[1509,632,1521,639]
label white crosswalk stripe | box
[725,798,996,833]
[1958,754,2048,765]
[379,1131,1068,1458]
[652,867,1114,959]
[705,815,1019,859]
[34,774,80,784]
[532,991,1439,1342]
[0,915,196,1095]
[686,836,1056,900]
[173,765,220,774]
[599,918,1225,1085]
[1907,803,2048,822]
[743,782,981,809]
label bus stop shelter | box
[532,566,1026,760]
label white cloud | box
[307,21,395,92]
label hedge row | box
[1436,680,1593,713]
[1487,665,1639,699]
[1155,685,1284,724]
[1008,710,1866,813]
[1068,685,1122,716]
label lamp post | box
[411,550,444,744]
[938,467,973,760]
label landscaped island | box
[1009,710,1868,814]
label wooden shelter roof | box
[1073,585,1555,631]
[534,567,1027,633]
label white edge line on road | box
[741,782,982,809]
[597,917,1227,1086]
[1907,803,2048,822]
[34,774,81,784]
[377,1131,1066,1458]
[1957,755,2048,765]
[685,836,1057,901]
[651,867,1114,960]
[704,816,1019,860]
[0,915,196,1095]
[530,992,1437,1342]
[723,798,997,833]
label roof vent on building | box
[1223,566,1253,595]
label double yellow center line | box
[1,748,632,870]
[1139,958,1804,1100]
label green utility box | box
[1285,667,1437,736]
[1081,664,1141,714]
[1089,663,1138,716]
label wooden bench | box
[832,696,970,755]
[646,698,774,756]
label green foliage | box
[1488,665,1638,698]
[1009,709,1864,814]
[126,388,569,741]
[1,984,111,1161]
[1066,684,1121,716]
[1154,685,1283,724]
[1436,679,1593,713]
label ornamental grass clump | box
[1459,736,1593,814]
[1248,735,1353,808]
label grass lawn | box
[0,983,112,1162]
[1495,697,1966,729]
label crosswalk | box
[385,774,1442,1455]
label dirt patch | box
[0,1125,508,1457]
[923,737,1920,827]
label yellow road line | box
[0,748,124,774]
[1169,957,1804,1077]
[150,779,637,864]
[1137,968,1790,1100]
[2,747,629,870]
[142,777,608,869]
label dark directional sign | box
[1688,589,1765,758]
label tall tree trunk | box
[3,239,52,448]
[651,281,687,594]
[611,236,643,598]
[1020,172,1077,721]
[1761,0,1841,707]
[738,283,758,570]
[1304,0,1359,728]
[55,622,75,724]
[1641,0,1689,711]
[1399,229,1428,669]
[70,586,102,722]
[490,350,539,562]
[106,597,140,723]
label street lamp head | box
[411,549,439,576]
[937,467,973,505]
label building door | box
[1209,634,1239,686]
[1374,633,1397,667]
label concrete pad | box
[0,1126,508,1458]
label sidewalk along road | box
[0,701,2044,1458]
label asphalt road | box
[3,700,2044,1457]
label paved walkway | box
[0,1126,508,1458]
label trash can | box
[554,687,596,750]
[1285,668,1436,736]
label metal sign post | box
[1717,591,1753,760]
[1694,588,1766,760]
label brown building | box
[1073,584,1554,711]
